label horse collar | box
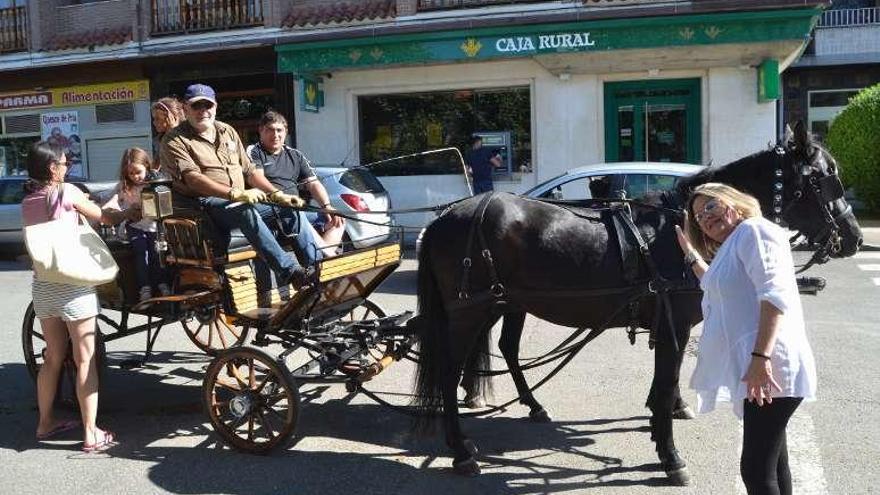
[773,146,785,224]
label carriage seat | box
[162,207,299,266]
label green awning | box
[277,7,820,75]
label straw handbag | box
[24,185,118,287]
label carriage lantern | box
[140,180,174,220]
[140,178,174,256]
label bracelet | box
[683,251,698,266]
[751,351,771,360]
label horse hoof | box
[529,408,552,423]
[463,438,479,457]
[453,457,481,476]
[464,396,485,409]
[666,466,691,486]
[672,405,696,420]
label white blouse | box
[690,217,817,418]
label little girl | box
[103,148,169,302]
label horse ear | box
[782,124,794,146]
[792,121,811,150]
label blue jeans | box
[253,205,324,293]
[127,226,167,289]
[197,196,300,281]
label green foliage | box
[826,84,880,210]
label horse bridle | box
[773,145,850,273]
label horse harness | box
[772,145,849,273]
[450,192,694,353]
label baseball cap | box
[183,84,217,105]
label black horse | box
[412,123,862,484]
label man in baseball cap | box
[183,83,216,105]
[160,83,318,292]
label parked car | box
[312,166,393,250]
[415,161,703,254]
[0,176,117,252]
[521,162,702,201]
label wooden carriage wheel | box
[203,347,299,454]
[180,304,248,356]
[21,302,106,409]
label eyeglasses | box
[693,198,725,224]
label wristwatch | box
[683,251,699,267]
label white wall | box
[706,67,777,167]
[294,61,779,230]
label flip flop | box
[82,429,116,453]
[36,420,80,441]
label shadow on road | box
[1,351,672,494]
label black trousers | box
[741,397,803,495]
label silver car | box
[0,177,116,252]
[522,162,703,201]
[312,166,393,249]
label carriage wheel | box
[180,304,248,356]
[21,302,106,409]
[341,299,386,322]
[203,347,299,454]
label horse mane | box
[675,146,776,197]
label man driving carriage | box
[159,83,319,289]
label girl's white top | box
[690,217,816,418]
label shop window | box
[0,136,38,176]
[96,103,135,124]
[808,88,861,141]
[358,86,531,177]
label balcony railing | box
[152,0,264,36]
[0,5,27,53]
[418,0,545,10]
[818,7,880,28]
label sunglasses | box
[190,100,215,111]
[693,198,725,224]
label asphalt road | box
[0,249,877,495]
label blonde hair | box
[684,182,762,260]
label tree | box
[825,83,880,211]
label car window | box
[538,175,612,200]
[621,174,679,200]
[0,181,25,205]
[340,169,386,194]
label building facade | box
[0,0,825,223]
[783,0,880,141]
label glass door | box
[604,79,701,164]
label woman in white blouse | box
[675,183,816,495]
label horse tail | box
[412,225,447,431]
[462,323,493,402]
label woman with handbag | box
[22,141,116,453]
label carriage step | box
[237,307,278,321]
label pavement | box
[857,216,880,250]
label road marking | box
[736,410,827,494]
[857,264,880,271]
[854,252,880,259]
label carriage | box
[19,126,863,485]
[21,178,418,453]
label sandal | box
[36,420,80,441]
[82,429,116,453]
